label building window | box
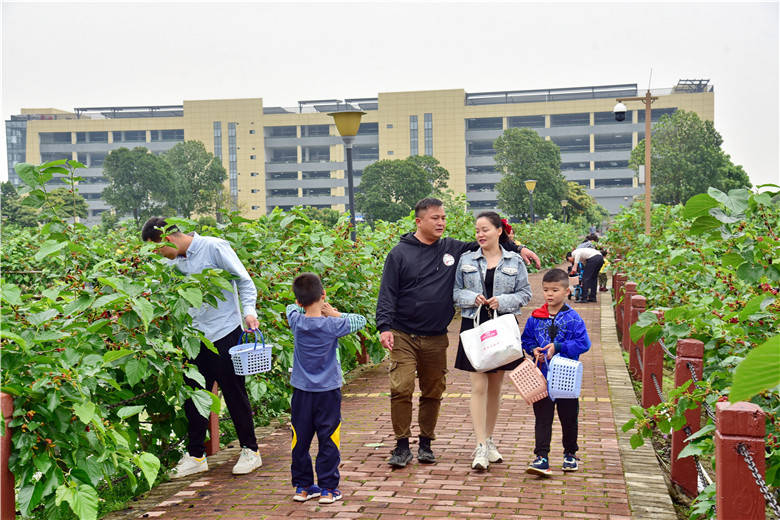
[251,205,260,210]
[40,152,72,163]
[507,115,545,128]
[249,155,256,160]
[466,117,502,130]
[467,165,497,174]
[409,115,418,156]
[251,189,260,193]
[270,171,297,180]
[88,131,108,143]
[550,135,589,153]
[269,148,297,163]
[40,132,71,145]
[424,113,433,156]
[250,171,259,177]
[77,152,88,165]
[595,160,629,170]
[302,171,330,179]
[561,161,590,171]
[387,150,394,155]
[76,132,87,143]
[595,111,631,125]
[302,146,330,162]
[594,133,632,151]
[353,145,379,160]
[267,126,297,137]
[270,189,297,197]
[112,130,145,142]
[638,107,677,122]
[249,129,256,134]
[595,178,633,188]
[550,113,590,127]
[387,124,393,129]
[301,125,330,137]
[213,122,222,160]
[90,153,106,168]
[228,122,238,205]
[468,200,496,209]
[357,122,379,135]
[467,141,495,157]
[303,188,331,196]
[467,183,496,192]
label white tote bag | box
[460,305,524,372]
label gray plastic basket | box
[228,331,272,376]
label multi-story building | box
[5,80,714,223]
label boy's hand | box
[540,343,555,360]
[321,302,340,317]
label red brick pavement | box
[136,271,632,519]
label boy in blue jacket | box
[286,273,366,504]
[521,268,591,476]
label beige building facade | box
[5,80,714,222]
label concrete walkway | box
[114,271,676,519]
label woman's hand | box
[485,296,499,310]
[474,294,488,306]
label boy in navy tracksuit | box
[521,268,591,476]
[286,273,366,504]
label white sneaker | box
[170,453,208,479]
[486,437,503,463]
[232,448,262,475]
[471,443,489,471]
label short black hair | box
[141,217,179,243]
[543,268,570,286]
[414,197,443,217]
[566,251,574,260]
[292,273,324,307]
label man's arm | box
[458,239,541,269]
[214,241,259,328]
[376,252,400,350]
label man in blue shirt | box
[286,273,366,505]
[141,217,262,478]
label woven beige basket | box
[509,357,548,405]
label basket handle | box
[240,331,265,350]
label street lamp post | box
[328,110,365,241]
[614,90,657,235]
[524,179,537,223]
[561,199,568,224]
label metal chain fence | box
[737,443,780,518]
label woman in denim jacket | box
[453,211,532,471]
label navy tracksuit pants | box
[290,388,341,490]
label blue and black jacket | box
[521,303,591,378]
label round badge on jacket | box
[442,253,455,266]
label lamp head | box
[328,110,366,139]
[524,179,538,193]
[561,199,568,207]
[613,102,627,122]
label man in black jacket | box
[377,198,539,467]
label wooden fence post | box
[621,282,637,351]
[670,338,703,497]
[356,333,369,364]
[641,310,665,408]
[1,393,15,520]
[206,382,220,456]
[715,401,766,520]
[628,295,646,380]
[614,273,627,324]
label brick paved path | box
[127,271,643,519]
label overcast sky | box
[2,1,778,186]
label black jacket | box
[376,233,523,336]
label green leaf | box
[683,193,718,219]
[630,405,644,419]
[739,294,766,321]
[124,358,146,387]
[177,287,203,309]
[677,442,706,459]
[131,298,155,332]
[73,401,97,425]
[92,293,125,309]
[103,349,133,363]
[730,335,780,402]
[58,483,99,520]
[709,207,743,224]
[689,215,721,235]
[34,240,68,262]
[736,262,764,283]
[28,308,58,327]
[1,284,22,306]
[684,423,716,442]
[670,414,687,430]
[63,294,94,316]
[117,405,145,419]
[134,452,160,489]
[184,367,206,388]
[721,253,744,268]
[182,336,201,358]
[190,389,219,418]
[629,433,644,449]
[621,418,636,432]
[18,480,45,516]
[669,249,687,265]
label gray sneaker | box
[486,437,503,463]
[388,446,413,468]
[471,443,489,471]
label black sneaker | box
[562,454,579,472]
[417,444,436,464]
[388,446,413,468]
[526,455,552,477]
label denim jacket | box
[453,246,532,319]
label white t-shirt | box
[572,247,602,265]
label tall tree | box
[629,110,751,205]
[163,141,227,218]
[102,147,175,223]
[494,128,567,222]
[406,155,450,193]
[45,187,89,221]
[0,181,37,227]
[355,157,449,222]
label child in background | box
[521,268,591,477]
[286,273,366,504]
[598,248,610,292]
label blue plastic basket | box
[228,331,272,376]
[546,354,583,401]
